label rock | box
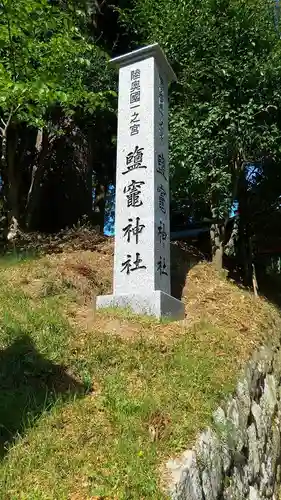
[220,441,232,474]
[260,419,281,497]
[260,375,277,444]
[167,450,203,500]
[259,462,270,498]
[278,388,281,405]
[233,450,247,467]
[196,428,223,500]
[236,377,251,428]
[213,407,232,473]
[247,423,260,482]
[213,406,226,427]
[165,343,281,500]
[253,346,274,376]
[201,469,213,500]
[272,350,281,381]
[226,398,246,452]
[251,401,262,439]
[276,464,281,485]
[249,485,261,500]
[223,467,244,500]
[243,359,259,399]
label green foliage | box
[123,0,281,219]
[0,0,116,128]
[0,0,117,236]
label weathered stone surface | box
[249,485,261,500]
[276,464,281,485]
[263,375,277,420]
[213,406,226,427]
[196,428,223,500]
[253,346,274,376]
[259,462,270,498]
[236,377,251,427]
[278,388,281,406]
[223,467,244,500]
[243,359,259,399]
[166,342,281,500]
[252,400,262,439]
[260,420,281,497]
[167,450,203,500]
[259,375,277,453]
[272,349,281,381]
[226,398,246,452]
[213,407,231,473]
[247,423,260,482]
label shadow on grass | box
[170,242,204,300]
[255,273,281,310]
[0,249,40,268]
[224,255,281,311]
[0,334,86,458]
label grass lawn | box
[0,243,280,499]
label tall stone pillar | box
[97,44,185,320]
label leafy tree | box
[121,0,281,269]
[0,0,116,237]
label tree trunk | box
[93,181,107,232]
[6,125,21,240]
[86,131,94,219]
[210,201,225,270]
[0,109,23,241]
[26,128,49,230]
[224,216,239,257]
[7,183,20,241]
[210,220,224,270]
[237,168,253,287]
[0,120,9,238]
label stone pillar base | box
[96,291,185,321]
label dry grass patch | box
[184,262,279,341]
[2,243,113,303]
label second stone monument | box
[97,43,185,320]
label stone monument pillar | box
[96,43,185,320]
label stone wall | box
[167,344,281,500]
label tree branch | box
[0,108,14,138]
[0,105,21,136]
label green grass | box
[0,256,276,499]
[0,249,40,268]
